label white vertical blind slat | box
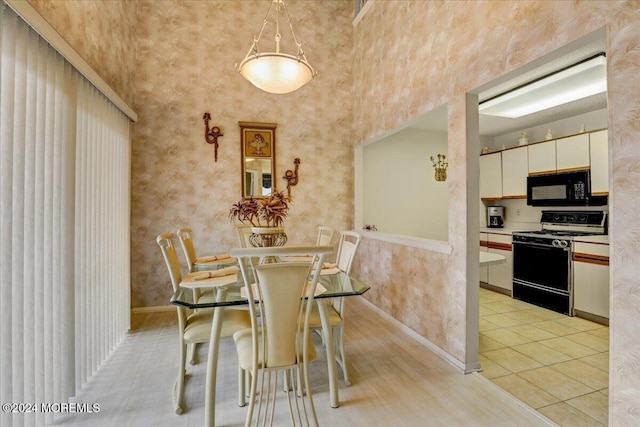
[0,5,132,426]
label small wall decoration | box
[283,157,300,199]
[203,112,223,162]
[239,121,277,198]
[430,153,448,182]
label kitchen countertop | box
[573,234,609,244]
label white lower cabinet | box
[481,232,512,293]
[480,233,488,283]
[573,242,609,320]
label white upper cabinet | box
[480,152,502,199]
[501,146,528,198]
[590,130,609,195]
[528,140,556,174]
[556,133,590,172]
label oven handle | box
[512,240,571,251]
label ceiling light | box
[479,54,607,118]
[237,0,316,95]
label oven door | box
[512,239,573,315]
[513,240,571,292]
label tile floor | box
[479,286,609,427]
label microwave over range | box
[527,170,607,207]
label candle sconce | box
[203,112,223,162]
[283,158,300,199]
[430,154,448,182]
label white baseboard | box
[131,305,174,314]
[359,298,469,373]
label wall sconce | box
[203,112,223,162]
[430,154,448,182]
[282,157,300,199]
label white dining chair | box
[157,233,250,415]
[308,230,361,386]
[316,226,335,246]
[176,227,236,273]
[231,245,332,427]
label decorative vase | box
[249,227,288,248]
[434,167,447,182]
[518,131,529,146]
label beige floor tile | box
[483,348,543,373]
[518,367,595,401]
[537,402,606,427]
[480,305,498,316]
[550,360,608,390]
[531,320,582,336]
[585,327,610,340]
[554,316,604,332]
[579,352,609,372]
[482,301,520,314]
[502,309,549,323]
[566,391,609,424]
[511,342,573,365]
[507,324,558,341]
[479,333,506,352]
[565,332,609,353]
[495,297,534,311]
[600,388,608,397]
[483,313,529,328]
[483,328,533,347]
[478,354,511,379]
[491,374,560,409]
[538,337,599,359]
[526,307,566,321]
[479,318,503,332]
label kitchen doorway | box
[469,28,610,427]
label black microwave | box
[527,170,607,206]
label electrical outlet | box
[517,209,521,216]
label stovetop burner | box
[513,210,607,241]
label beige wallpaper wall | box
[23,0,640,423]
[350,1,640,424]
[27,0,136,106]
[130,0,354,308]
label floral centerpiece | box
[229,190,290,247]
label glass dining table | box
[170,269,370,427]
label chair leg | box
[174,342,187,414]
[335,326,351,386]
[238,366,246,407]
[188,342,198,365]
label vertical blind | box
[0,4,131,426]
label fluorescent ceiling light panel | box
[479,55,607,118]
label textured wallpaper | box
[130,0,354,308]
[350,1,640,424]
[27,0,136,106]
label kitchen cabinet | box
[501,146,528,198]
[480,152,502,199]
[590,129,609,195]
[528,140,556,175]
[556,133,590,172]
[479,233,488,283]
[482,232,512,293]
[573,241,609,321]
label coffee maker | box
[487,206,505,228]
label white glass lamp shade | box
[239,53,315,95]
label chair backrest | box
[316,226,335,246]
[235,225,253,248]
[231,246,332,369]
[176,227,197,268]
[336,231,362,274]
[156,233,183,292]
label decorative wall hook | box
[283,157,300,199]
[430,153,448,182]
[203,112,223,162]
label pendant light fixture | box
[237,0,316,94]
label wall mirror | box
[239,121,277,198]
